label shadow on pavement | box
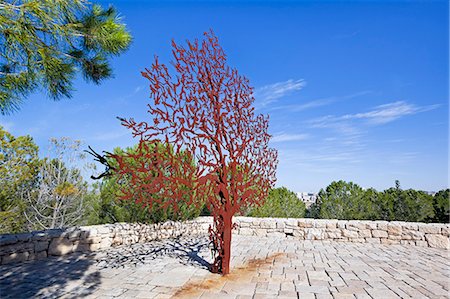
[95,236,211,270]
[0,253,101,299]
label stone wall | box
[233,217,450,250]
[0,218,212,265]
[1,217,448,265]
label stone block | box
[337,221,348,229]
[442,225,450,236]
[361,221,377,230]
[371,230,388,238]
[1,242,33,254]
[34,241,49,252]
[276,221,285,229]
[48,238,73,256]
[388,234,402,240]
[284,228,293,234]
[314,220,328,228]
[0,235,18,246]
[47,228,65,238]
[285,218,298,228]
[376,221,388,230]
[326,229,343,239]
[260,220,276,229]
[325,220,338,229]
[415,240,428,247]
[293,230,305,238]
[425,234,450,249]
[401,223,418,231]
[80,228,98,239]
[347,222,366,231]
[32,232,49,241]
[305,228,325,240]
[358,230,372,238]
[342,230,358,238]
[81,236,102,244]
[15,233,32,242]
[252,219,261,226]
[298,219,313,228]
[418,224,441,234]
[387,224,402,236]
[405,230,424,240]
[2,251,29,264]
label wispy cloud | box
[271,133,309,143]
[347,101,440,125]
[308,101,440,133]
[254,79,306,107]
[271,90,372,112]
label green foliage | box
[87,142,203,225]
[381,185,434,222]
[0,0,132,114]
[247,187,306,218]
[308,180,444,223]
[430,189,449,223]
[319,180,372,220]
[0,125,39,233]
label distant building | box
[296,192,318,208]
[424,191,437,196]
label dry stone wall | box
[0,218,212,265]
[1,217,448,265]
[233,217,450,250]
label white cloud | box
[271,133,309,143]
[348,101,440,124]
[254,79,306,107]
[308,101,440,132]
[270,90,372,112]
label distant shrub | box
[247,187,306,218]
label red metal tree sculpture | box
[112,31,278,275]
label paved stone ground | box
[0,235,449,299]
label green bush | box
[247,187,306,218]
[431,189,450,223]
[86,142,204,225]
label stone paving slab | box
[0,235,449,298]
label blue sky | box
[1,0,448,192]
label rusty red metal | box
[111,31,278,274]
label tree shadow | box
[94,236,212,270]
[0,252,101,299]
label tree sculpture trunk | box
[221,214,233,275]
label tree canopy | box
[0,125,39,233]
[0,0,132,114]
[248,187,305,218]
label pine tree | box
[0,0,132,114]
